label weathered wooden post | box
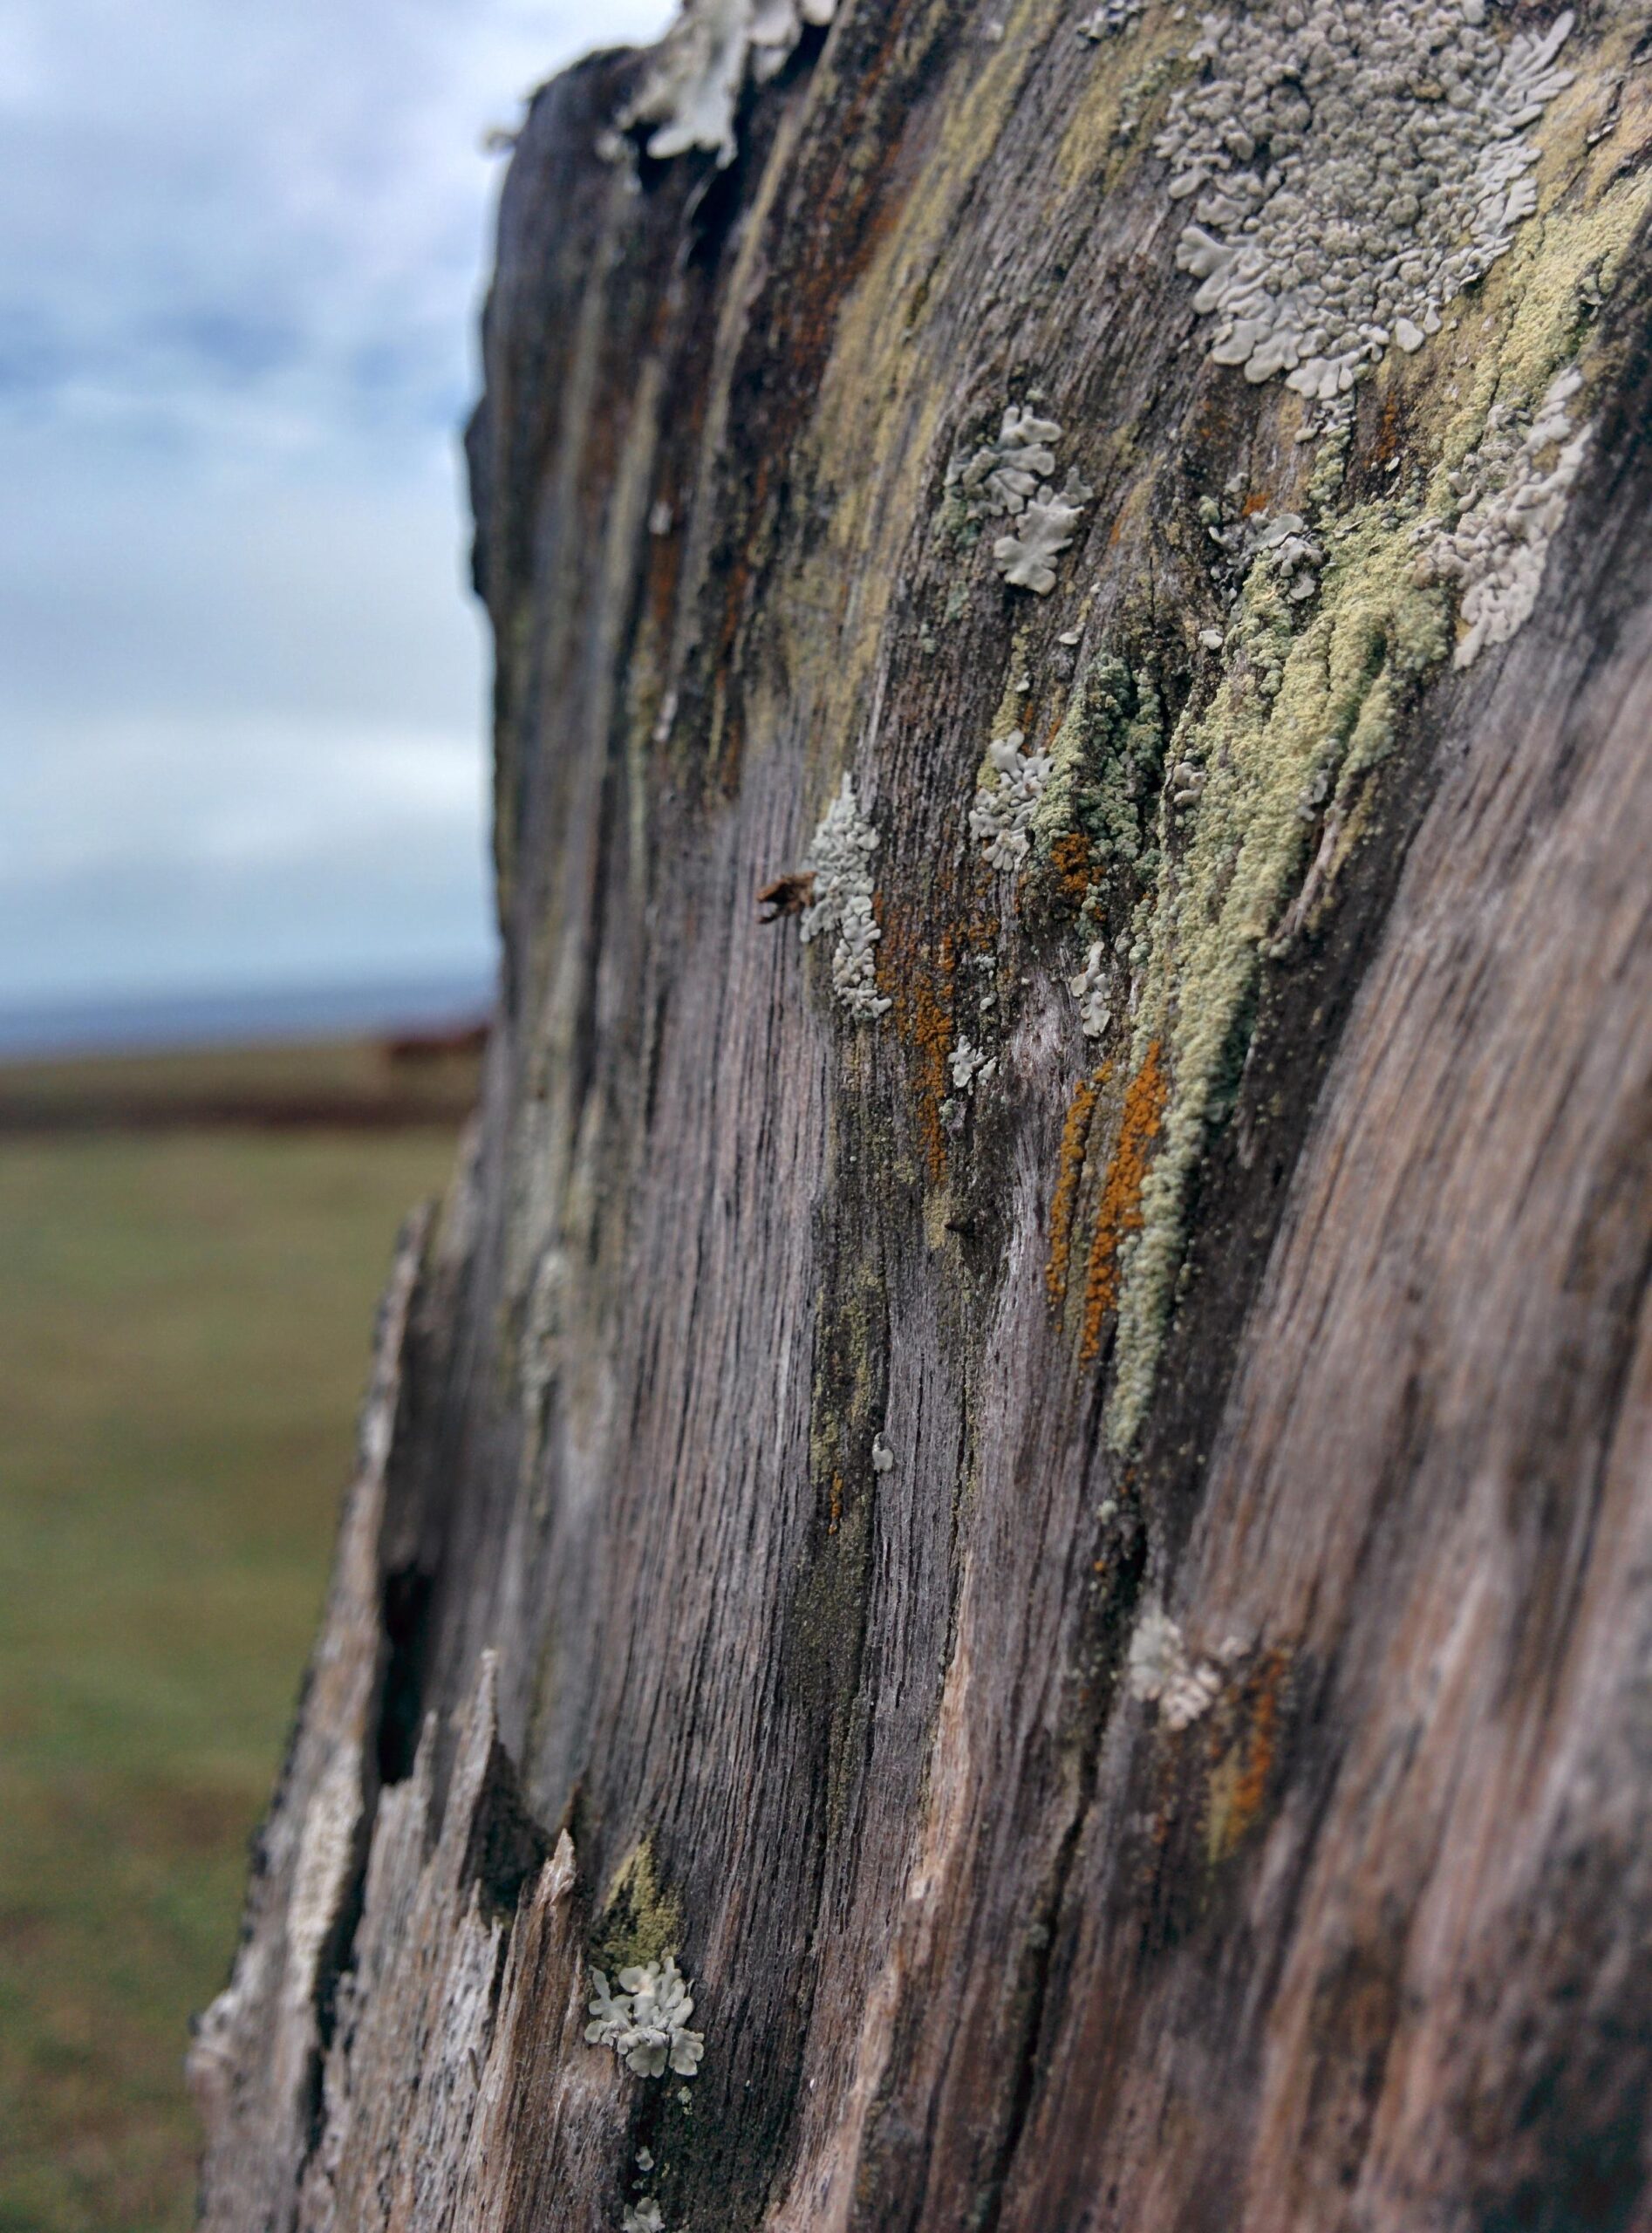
[195,3,1652,2224]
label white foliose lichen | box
[623,2203,666,2233]
[619,0,836,166]
[1126,1608,1222,1731]
[1068,939,1113,1039]
[944,407,1093,594]
[949,1037,999,1092]
[1169,756,1207,810]
[586,1956,706,2079]
[994,486,1093,593]
[1250,512,1324,599]
[1421,363,1591,667]
[1154,2,1576,401]
[1198,484,1328,627]
[968,729,1055,869]
[946,406,1065,521]
[1206,497,1326,606]
[1077,0,1147,39]
[799,775,892,1021]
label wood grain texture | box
[198,5,1652,2228]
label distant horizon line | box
[0,962,499,1061]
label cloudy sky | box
[0,0,670,1014]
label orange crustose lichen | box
[878,898,958,1181]
[1047,1069,1106,1305]
[1048,830,1092,905]
[1206,1647,1291,1865]
[910,933,957,1180]
[1230,1649,1288,1842]
[1080,1039,1168,1364]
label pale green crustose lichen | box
[1105,491,1451,1450]
[1034,652,1167,868]
[1094,31,1652,1441]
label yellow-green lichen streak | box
[1107,502,1450,1450]
[591,1840,685,1975]
[783,0,1187,793]
[1102,33,1652,1451]
[784,0,1062,769]
[749,0,1652,1452]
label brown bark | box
[195,5,1652,2228]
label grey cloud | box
[1,0,671,1009]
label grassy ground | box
[0,1097,462,2233]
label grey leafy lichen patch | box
[1127,1608,1223,1731]
[586,1955,705,2079]
[948,1036,999,1094]
[800,775,892,1021]
[1419,362,1591,666]
[969,728,1055,871]
[1068,939,1113,1040]
[994,483,1093,593]
[1201,488,1324,608]
[940,406,1093,592]
[945,406,1066,524]
[1155,2,1577,401]
[618,0,836,166]
[1077,0,1147,39]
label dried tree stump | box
[195,3,1652,2227]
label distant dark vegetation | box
[0,1024,488,1135]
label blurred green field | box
[0,1074,462,2233]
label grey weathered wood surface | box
[195,4,1652,2227]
